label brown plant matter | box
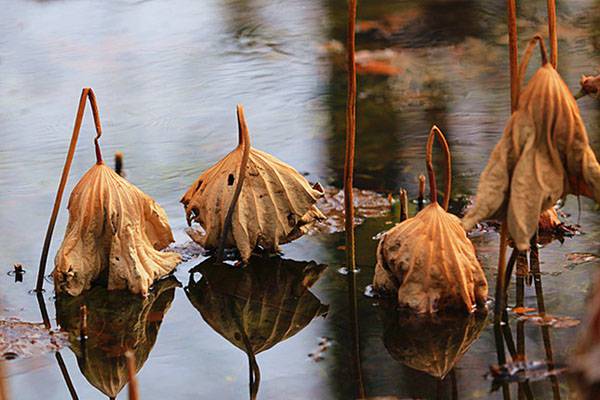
[52,92,179,296]
[373,126,488,314]
[577,74,600,99]
[55,277,178,398]
[383,308,488,378]
[463,36,600,251]
[181,105,325,262]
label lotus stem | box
[507,0,519,112]
[217,105,251,262]
[517,35,548,97]
[399,188,408,222]
[494,222,509,323]
[0,360,8,400]
[417,174,425,210]
[126,351,140,400]
[36,88,103,293]
[547,0,558,69]
[79,305,88,342]
[425,126,452,210]
[344,0,358,272]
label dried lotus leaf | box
[55,277,178,398]
[578,74,600,99]
[373,126,488,314]
[181,106,325,262]
[383,309,488,378]
[463,36,600,250]
[185,256,328,355]
[53,163,181,296]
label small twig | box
[126,351,140,400]
[216,105,251,262]
[399,189,408,222]
[425,126,452,210]
[36,88,103,293]
[547,0,558,69]
[417,174,426,211]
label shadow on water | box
[185,255,329,400]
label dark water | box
[1,0,599,399]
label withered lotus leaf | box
[579,74,600,99]
[56,277,178,398]
[373,126,488,314]
[181,105,325,262]
[53,163,181,296]
[463,36,600,250]
[185,256,328,355]
[383,309,488,378]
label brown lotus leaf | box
[181,105,325,262]
[463,36,600,251]
[53,162,181,296]
[185,255,328,355]
[373,126,488,314]
[538,207,561,232]
[382,309,488,378]
[55,277,178,398]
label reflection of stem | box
[36,88,104,293]
[347,270,365,399]
[495,223,509,323]
[35,292,80,399]
[529,241,560,400]
[449,369,458,400]
[516,251,527,400]
[499,308,534,400]
[229,301,260,400]
[493,322,510,400]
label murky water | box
[1,0,599,399]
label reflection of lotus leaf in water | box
[185,256,328,355]
[382,309,488,379]
[55,277,179,398]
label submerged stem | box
[425,125,452,210]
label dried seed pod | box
[373,126,488,314]
[55,277,178,398]
[181,105,325,262]
[463,36,600,250]
[53,163,181,296]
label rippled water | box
[1,0,599,399]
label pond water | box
[1,0,600,399]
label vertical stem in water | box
[0,360,8,400]
[344,0,357,272]
[547,0,558,69]
[495,223,509,323]
[508,0,519,112]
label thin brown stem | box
[217,105,251,262]
[344,0,357,273]
[425,126,452,210]
[508,0,519,112]
[494,222,509,323]
[417,174,425,211]
[517,36,548,100]
[36,88,103,293]
[126,351,140,400]
[0,361,8,400]
[547,0,558,69]
[399,188,408,222]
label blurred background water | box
[0,0,599,399]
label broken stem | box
[417,174,426,211]
[547,0,558,69]
[507,0,519,112]
[36,88,103,293]
[425,125,452,210]
[344,0,357,272]
[217,105,251,262]
[399,189,408,222]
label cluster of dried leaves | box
[463,36,600,250]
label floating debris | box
[516,313,580,329]
[577,73,600,99]
[565,252,600,270]
[167,240,206,262]
[363,284,377,299]
[308,336,333,363]
[7,264,25,283]
[0,318,67,360]
[336,266,361,276]
[487,360,567,390]
[312,188,391,234]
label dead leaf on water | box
[517,313,580,328]
[0,318,67,360]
